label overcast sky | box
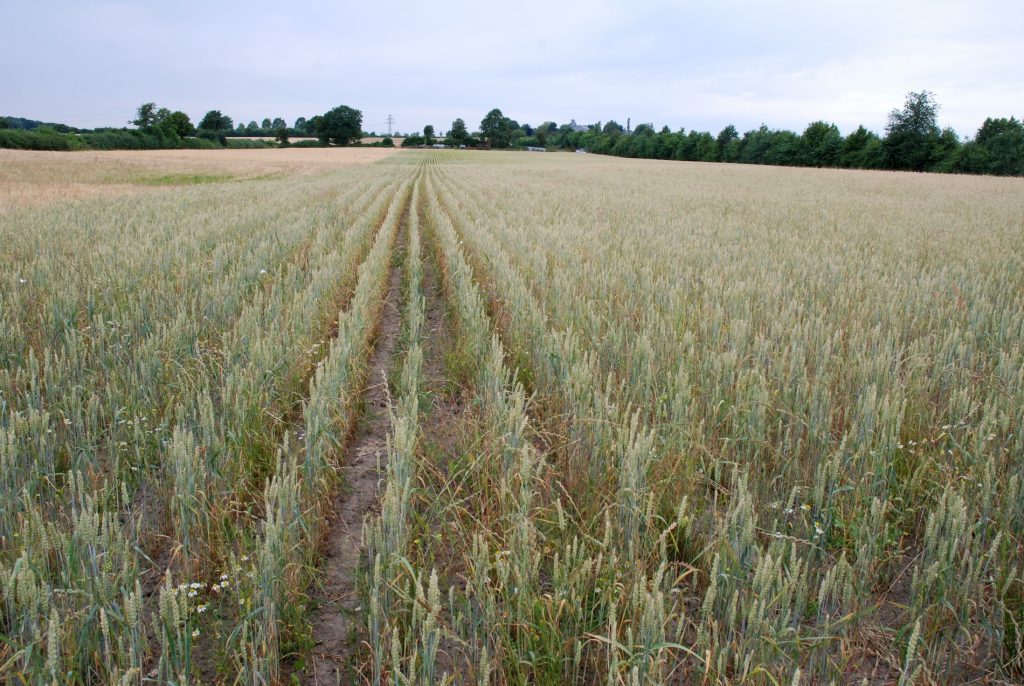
[3,0,1021,137]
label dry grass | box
[0,146,400,211]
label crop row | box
[420,157,1024,682]
[0,166,415,683]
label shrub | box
[0,127,87,151]
[196,129,227,146]
[225,139,274,149]
[181,137,222,149]
[80,130,164,150]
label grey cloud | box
[2,0,1020,137]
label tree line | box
[406,93,1022,176]
[0,103,370,151]
[3,92,1020,175]
[124,103,369,147]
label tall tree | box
[480,108,513,148]
[198,110,233,131]
[423,124,435,145]
[316,105,362,146]
[799,121,843,167]
[841,125,884,169]
[971,117,1024,176]
[133,102,158,130]
[884,91,942,171]
[161,111,194,137]
[716,124,740,162]
[602,120,624,135]
[449,118,469,145]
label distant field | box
[1,149,1022,684]
[232,136,407,147]
[0,146,400,211]
[232,136,319,142]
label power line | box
[386,114,394,136]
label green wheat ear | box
[3,145,1021,684]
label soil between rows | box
[300,207,408,685]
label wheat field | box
[0,149,1021,685]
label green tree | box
[716,124,740,162]
[133,102,158,130]
[799,120,843,167]
[274,127,289,146]
[271,117,286,130]
[246,121,259,135]
[931,127,961,172]
[602,120,625,135]
[294,116,307,132]
[423,124,435,145]
[198,110,233,131]
[738,125,775,164]
[308,116,323,136]
[841,125,884,168]
[316,105,362,146]
[161,111,194,137]
[480,108,513,148]
[884,90,942,171]
[969,117,1024,176]
[449,118,469,145]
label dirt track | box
[300,202,407,685]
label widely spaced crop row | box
[0,163,415,683]
[235,176,413,683]
[2,149,1022,684]
[417,154,1024,683]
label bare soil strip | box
[418,217,470,481]
[300,199,409,685]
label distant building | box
[525,146,546,152]
[568,119,588,133]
